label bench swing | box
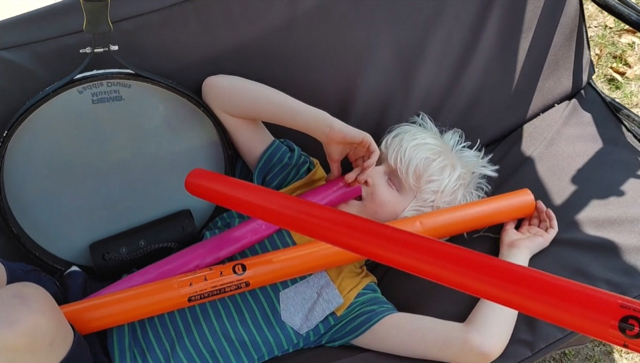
[1,0,640,362]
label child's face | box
[338,161,415,223]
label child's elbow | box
[201,74,239,107]
[202,74,226,100]
[463,331,505,363]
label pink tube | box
[88,176,360,298]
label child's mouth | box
[355,196,362,201]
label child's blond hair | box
[380,112,499,218]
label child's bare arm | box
[351,201,558,363]
[201,75,378,182]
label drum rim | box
[0,71,235,274]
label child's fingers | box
[537,200,547,212]
[362,158,375,172]
[520,216,530,229]
[328,161,343,181]
[351,138,379,184]
[528,203,541,227]
[367,144,380,167]
[503,220,517,231]
[547,208,558,229]
[357,154,378,184]
[352,157,364,182]
[538,204,550,231]
[345,168,363,185]
[546,208,559,235]
[358,151,378,175]
[354,156,364,169]
[355,165,371,184]
[329,163,342,180]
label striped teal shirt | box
[107,139,397,363]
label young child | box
[0,75,557,363]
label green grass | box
[587,0,640,115]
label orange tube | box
[389,189,534,238]
[61,188,534,335]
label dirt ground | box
[584,0,640,116]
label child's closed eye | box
[387,177,396,190]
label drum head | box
[0,71,231,271]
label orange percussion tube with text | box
[61,185,535,335]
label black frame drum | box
[0,69,234,274]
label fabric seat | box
[1,1,639,362]
[268,83,640,362]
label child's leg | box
[0,282,78,363]
[0,259,63,304]
[0,260,97,362]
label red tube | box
[185,168,640,353]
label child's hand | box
[499,200,558,261]
[322,121,380,184]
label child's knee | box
[0,282,74,362]
[2,279,57,303]
[0,259,64,304]
[0,282,60,334]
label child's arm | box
[351,201,558,363]
[201,75,379,183]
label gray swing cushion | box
[1,1,639,362]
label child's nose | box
[362,176,371,187]
[362,166,380,186]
